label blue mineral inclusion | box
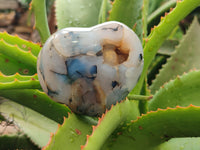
[66,58,97,82]
[90,65,97,76]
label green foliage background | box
[1,0,200,149]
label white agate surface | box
[37,21,143,116]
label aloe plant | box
[1,0,200,149]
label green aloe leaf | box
[43,100,139,150]
[98,0,112,24]
[148,55,166,85]
[150,17,200,93]
[31,0,50,43]
[43,114,96,150]
[132,0,200,94]
[0,100,58,148]
[157,39,179,56]
[154,137,200,150]
[149,0,169,14]
[149,70,200,111]
[0,72,38,82]
[0,54,35,75]
[109,0,143,39]
[0,73,40,90]
[0,31,41,57]
[148,0,177,30]
[0,32,41,75]
[56,0,103,29]
[83,100,140,150]
[0,39,37,69]
[0,73,69,123]
[0,89,70,124]
[104,106,200,150]
[0,134,39,150]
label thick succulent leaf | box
[148,0,177,30]
[0,38,37,69]
[0,100,58,148]
[104,106,200,150]
[149,0,169,14]
[148,55,166,86]
[0,72,38,82]
[142,0,149,38]
[31,0,50,43]
[0,89,71,124]
[0,72,40,90]
[0,54,36,75]
[56,0,103,29]
[43,114,96,150]
[98,0,112,24]
[154,137,200,150]
[0,32,41,73]
[0,134,39,150]
[0,31,41,57]
[157,39,179,56]
[138,80,151,115]
[150,17,200,93]
[149,70,200,111]
[109,0,143,39]
[43,100,139,150]
[82,100,140,150]
[168,25,183,41]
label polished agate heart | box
[37,21,143,116]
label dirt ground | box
[0,0,56,43]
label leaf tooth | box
[160,16,164,21]
[14,78,18,82]
[176,75,181,80]
[92,125,96,131]
[166,106,171,109]
[136,116,141,121]
[80,145,85,150]
[146,110,154,114]
[144,38,149,44]
[2,31,7,34]
[86,134,90,140]
[164,12,169,17]
[157,108,163,111]
[14,34,20,38]
[42,132,54,150]
[42,116,68,150]
[189,104,195,107]
[81,135,90,150]
[29,2,32,10]
[98,115,104,124]
[57,123,61,129]
[0,72,5,77]
[33,25,36,30]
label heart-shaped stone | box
[37,21,143,116]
